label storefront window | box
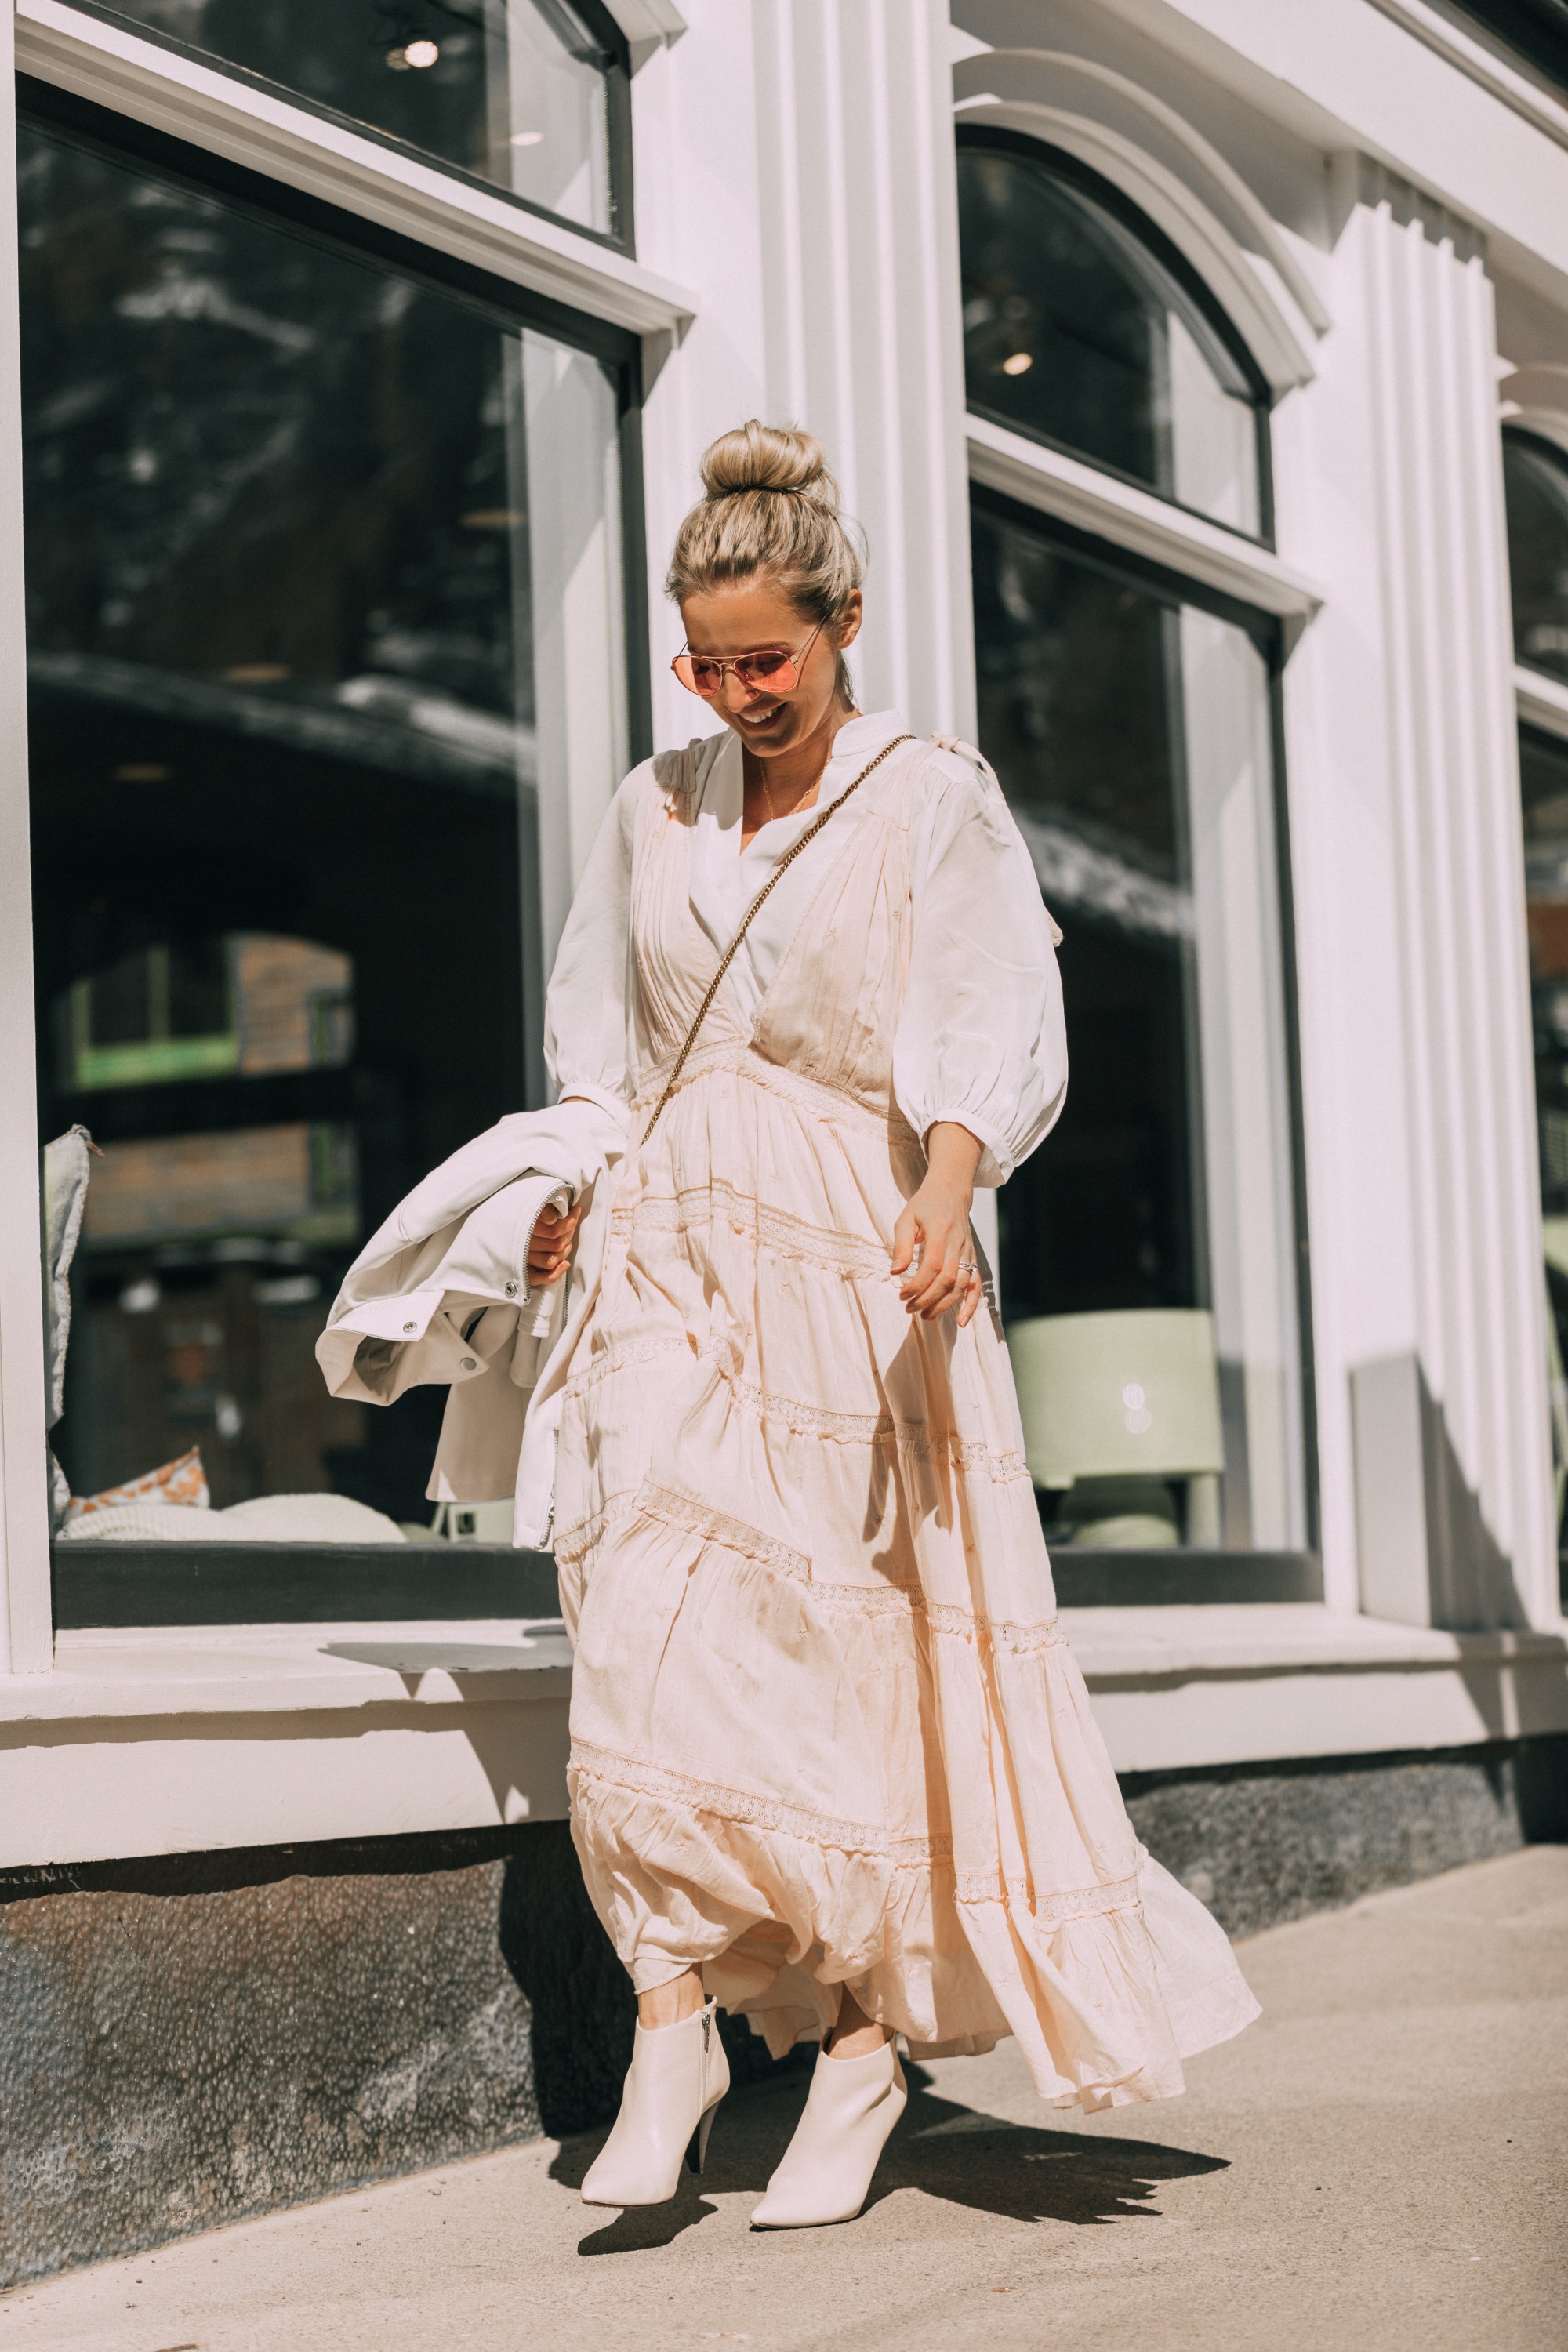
[1506,426,1568,1526]
[1505,430,1568,685]
[973,495,1305,1551]
[23,119,629,1528]
[958,132,1267,541]
[108,0,628,241]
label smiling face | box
[678,575,862,761]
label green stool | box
[1007,1308,1226,1548]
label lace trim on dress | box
[613,1180,895,1282]
[631,1036,918,1146]
[637,1482,812,1584]
[924,1604,1065,1655]
[570,1738,952,1865]
[717,1358,1032,1484]
[559,1333,693,1406]
[953,1869,1144,1922]
[553,1489,643,1568]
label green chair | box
[1006,1308,1226,1548]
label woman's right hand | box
[527,1200,583,1285]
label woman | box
[530,421,1258,2229]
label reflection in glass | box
[973,496,1304,1548]
[23,122,627,1519]
[114,0,625,238]
[1504,431,1568,686]
[1524,728,1568,1218]
[958,137,1265,538]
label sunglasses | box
[672,618,826,699]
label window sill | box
[8,1601,1563,1727]
[965,409,1326,633]
[3,1607,1563,1866]
[1,1618,571,1723]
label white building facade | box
[2,0,1567,2280]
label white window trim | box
[1367,0,1568,157]
[0,9,49,1677]
[965,409,1326,637]
[16,0,699,339]
[1518,662,1568,743]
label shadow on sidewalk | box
[550,2063,1229,2254]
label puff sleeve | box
[893,750,1067,1187]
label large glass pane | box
[112,1,624,239]
[23,122,627,1533]
[1505,431,1568,686]
[974,496,1304,1550]
[958,138,1265,539]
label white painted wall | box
[2,0,1566,1860]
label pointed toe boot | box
[750,2036,906,2229]
[580,1998,730,2208]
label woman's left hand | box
[891,1123,985,1327]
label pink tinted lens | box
[673,652,720,695]
[734,650,797,691]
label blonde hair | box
[666,422,865,709]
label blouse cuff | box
[921,1109,1012,1189]
[554,1080,634,1141]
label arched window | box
[958,127,1305,1557]
[958,132,1270,540]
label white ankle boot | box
[750,2034,906,2228]
[581,1998,731,2207]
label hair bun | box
[699,420,837,506]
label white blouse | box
[543,711,1068,1186]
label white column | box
[0,16,53,1674]
[1279,160,1555,1627]
[750,0,975,741]
[633,0,975,750]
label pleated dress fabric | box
[552,735,1259,2112]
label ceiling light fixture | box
[1001,351,1033,376]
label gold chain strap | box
[640,731,915,1144]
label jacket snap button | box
[504,1279,518,1298]
[402,1321,417,1334]
[459,1356,477,1372]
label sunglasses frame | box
[672,617,827,699]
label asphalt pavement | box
[3,1846,1564,2352]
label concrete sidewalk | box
[3,1847,1564,2352]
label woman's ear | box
[834,589,864,651]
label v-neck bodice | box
[630,714,919,1118]
[685,711,908,1025]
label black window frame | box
[46,0,637,256]
[957,125,1278,551]
[24,71,652,1625]
[969,478,1319,1558]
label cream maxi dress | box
[543,712,1259,2111]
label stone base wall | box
[3,1735,1564,2287]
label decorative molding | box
[953,48,1327,393]
[14,0,699,339]
[1366,0,1568,158]
[965,410,1326,633]
[1518,663,1568,743]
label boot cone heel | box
[581,1998,730,2208]
[750,2035,906,2229]
[687,2103,718,2176]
